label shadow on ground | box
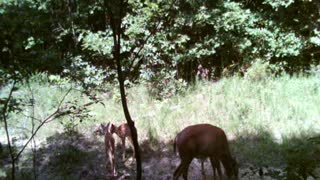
[1,128,320,180]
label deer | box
[95,122,117,177]
[95,122,134,161]
[173,124,238,180]
[114,123,135,161]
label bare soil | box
[23,130,287,180]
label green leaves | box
[263,0,295,10]
[81,31,113,57]
[1,0,319,85]
[63,56,107,90]
[310,29,320,46]
[24,36,43,50]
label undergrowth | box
[1,72,320,178]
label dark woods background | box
[1,0,320,84]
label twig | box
[13,86,72,161]
[127,0,178,72]
[27,81,37,180]
[20,112,42,122]
[2,80,17,180]
[14,87,101,161]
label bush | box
[284,136,320,179]
[244,59,272,81]
[145,69,187,100]
[244,59,286,81]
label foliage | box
[1,0,320,85]
[1,0,320,177]
[310,29,320,47]
[62,55,107,90]
[244,59,273,81]
[51,144,88,175]
[142,68,187,99]
[263,0,295,10]
[283,136,320,179]
[244,59,286,81]
[1,72,320,178]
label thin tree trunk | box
[104,0,142,179]
[114,33,142,180]
[27,82,37,180]
[2,81,17,180]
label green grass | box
[120,75,320,143]
[1,73,320,174]
[82,74,320,170]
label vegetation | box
[1,0,320,179]
[1,71,320,179]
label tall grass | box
[0,73,86,143]
[1,72,320,168]
[87,74,320,145]
[2,72,320,140]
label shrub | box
[283,136,320,179]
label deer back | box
[175,124,238,178]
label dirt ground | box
[5,123,318,180]
[18,129,288,180]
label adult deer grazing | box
[95,122,117,176]
[173,124,238,180]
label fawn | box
[95,122,117,176]
[95,122,134,160]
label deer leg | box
[200,159,206,180]
[182,159,192,180]
[201,159,206,176]
[216,160,222,180]
[210,157,221,180]
[174,158,192,180]
[209,157,216,180]
[108,150,117,176]
[174,163,184,180]
[105,133,116,176]
[128,136,135,158]
[121,137,126,161]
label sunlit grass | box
[1,73,320,168]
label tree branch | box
[127,0,178,72]
[14,86,72,161]
[1,80,17,180]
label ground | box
[1,127,292,180]
[1,124,319,180]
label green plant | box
[51,144,87,175]
[145,69,187,100]
[63,56,107,91]
[283,136,320,180]
[244,59,272,81]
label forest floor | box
[1,126,291,180]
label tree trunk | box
[114,33,142,180]
[105,0,142,179]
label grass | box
[1,73,320,178]
[122,75,320,142]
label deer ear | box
[106,122,110,127]
[106,122,112,132]
[111,124,117,132]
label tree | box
[104,0,142,179]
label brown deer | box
[173,124,238,180]
[114,123,135,161]
[95,122,134,161]
[95,123,117,176]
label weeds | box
[1,73,320,178]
